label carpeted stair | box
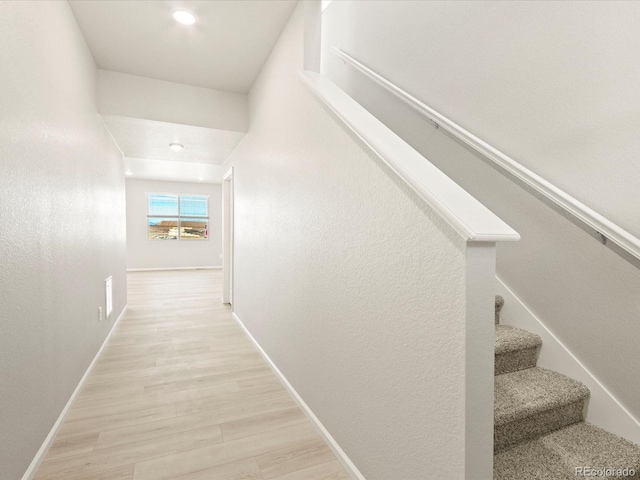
[493,295,640,479]
[495,325,541,375]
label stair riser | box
[495,346,541,375]
[495,400,586,452]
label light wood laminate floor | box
[34,270,350,480]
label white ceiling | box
[102,115,244,164]
[69,0,297,93]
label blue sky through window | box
[180,195,208,217]
[148,194,178,216]
[148,194,208,217]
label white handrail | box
[331,47,640,265]
[299,71,519,243]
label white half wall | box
[98,69,248,132]
[0,3,127,479]
[125,179,222,270]
[222,4,486,478]
[321,1,640,427]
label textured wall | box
[322,1,640,422]
[223,4,472,478]
[125,179,222,269]
[0,2,127,479]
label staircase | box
[493,296,640,479]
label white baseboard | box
[496,276,640,444]
[127,266,222,272]
[232,312,366,480]
[21,304,128,480]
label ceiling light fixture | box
[169,143,184,151]
[173,10,196,25]
[125,171,133,176]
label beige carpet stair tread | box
[494,422,640,480]
[494,367,589,425]
[495,325,541,355]
[495,367,590,451]
[495,367,589,426]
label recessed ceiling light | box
[125,171,133,176]
[169,143,184,151]
[173,10,196,25]
[198,176,204,182]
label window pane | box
[149,217,179,240]
[148,193,178,216]
[180,195,208,217]
[180,219,208,240]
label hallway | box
[34,270,349,480]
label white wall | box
[126,179,222,270]
[323,0,640,237]
[322,1,640,423]
[98,70,248,132]
[0,2,127,479]
[222,4,481,478]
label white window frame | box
[147,193,210,241]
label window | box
[147,193,209,240]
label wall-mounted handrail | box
[331,47,640,268]
[299,71,520,243]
